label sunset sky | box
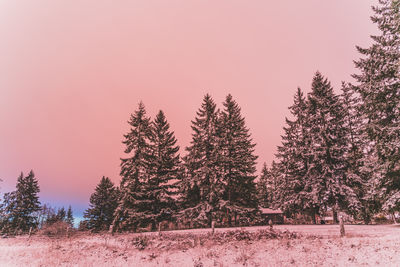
[0,1,378,219]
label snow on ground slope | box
[0,224,400,267]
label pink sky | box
[0,1,378,217]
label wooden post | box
[269,219,273,231]
[28,227,32,238]
[109,225,114,236]
[340,216,345,237]
[211,220,215,235]
[158,222,162,236]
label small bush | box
[128,229,304,252]
[40,221,73,237]
[374,214,391,224]
[132,235,150,250]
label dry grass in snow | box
[1,225,400,266]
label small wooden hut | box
[260,208,284,224]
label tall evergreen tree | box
[219,94,259,224]
[352,0,400,212]
[305,72,359,222]
[84,176,118,232]
[111,102,154,232]
[0,171,41,234]
[268,161,279,206]
[0,191,17,233]
[180,94,223,227]
[145,110,181,229]
[257,163,270,208]
[341,83,379,223]
[274,88,311,219]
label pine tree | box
[66,206,74,227]
[358,145,385,222]
[57,207,66,222]
[85,177,118,231]
[340,83,379,223]
[0,171,41,234]
[257,163,270,208]
[219,94,259,225]
[84,176,118,232]
[268,161,279,206]
[180,94,223,227]
[305,72,359,222]
[112,102,154,232]
[352,0,400,212]
[146,110,181,229]
[274,88,311,219]
[0,191,17,233]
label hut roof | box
[260,208,283,214]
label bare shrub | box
[132,235,150,250]
[40,221,73,238]
[374,214,391,224]
[124,229,304,252]
[210,229,301,244]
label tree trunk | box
[362,210,371,225]
[158,222,162,236]
[234,212,237,226]
[333,207,339,224]
[340,216,345,237]
[311,210,317,224]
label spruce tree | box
[57,207,66,222]
[274,88,311,219]
[66,206,74,227]
[305,72,359,222]
[257,163,270,208]
[268,161,279,206]
[180,94,223,227]
[352,0,400,212]
[0,192,17,233]
[84,176,118,232]
[219,94,258,224]
[341,83,379,223]
[0,171,41,234]
[146,110,181,229]
[112,102,154,232]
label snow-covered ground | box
[1,224,400,266]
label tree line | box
[0,0,398,234]
[0,171,74,234]
[83,93,259,232]
[83,0,399,231]
[258,0,400,224]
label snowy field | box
[1,224,400,267]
